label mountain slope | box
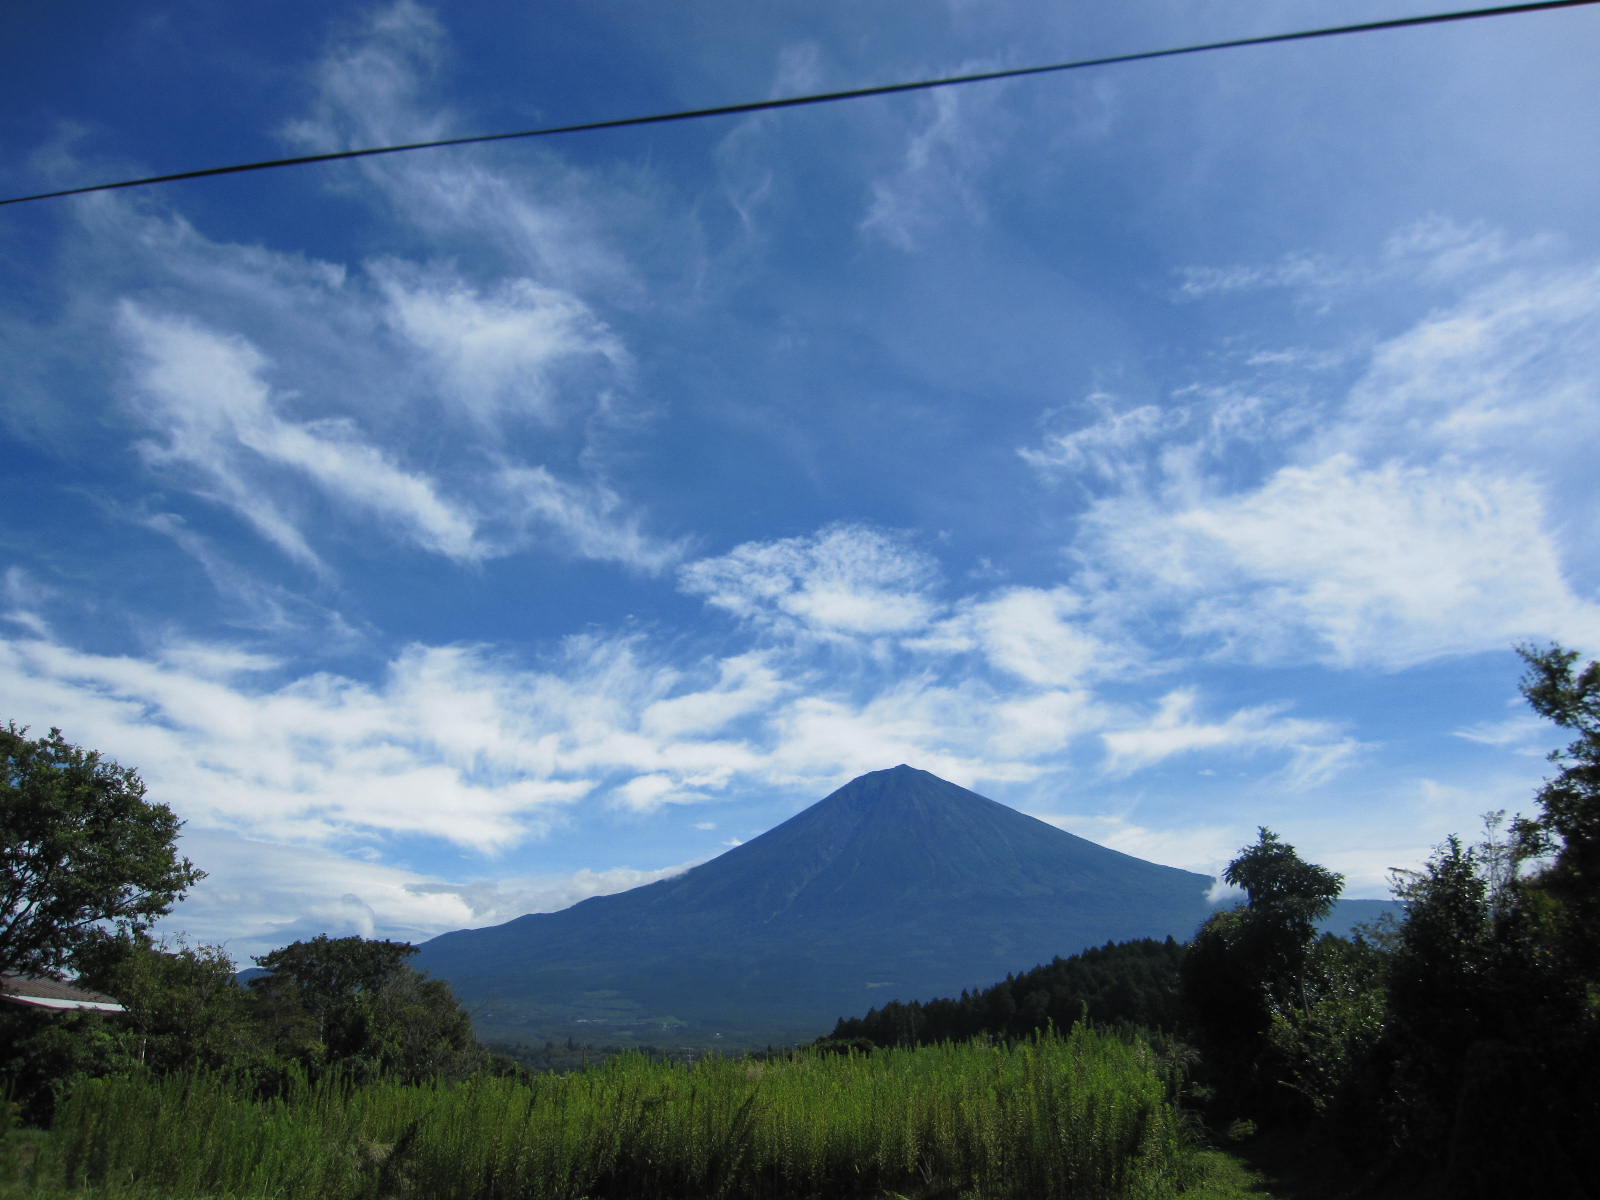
[416,766,1220,1047]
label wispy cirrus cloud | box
[7,3,686,597]
[1334,261,1600,488]
[283,0,650,300]
[1100,688,1360,789]
[1175,218,1555,304]
[860,78,1006,252]
[36,200,680,590]
[120,302,486,567]
[1018,399,1177,487]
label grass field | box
[5,1026,1210,1199]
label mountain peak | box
[819,763,970,808]
[415,767,1216,1048]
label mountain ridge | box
[414,766,1384,1048]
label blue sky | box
[3,1,1598,965]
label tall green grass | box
[31,1025,1200,1199]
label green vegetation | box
[826,938,1188,1049]
[0,932,484,1126]
[5,644,1599,1197]
[1167,644,1600,1195]
[1,724,203,980]
[14,1028,1197,1200]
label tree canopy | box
[1517,642,1600,944]
[249,934,482,1081]
[1,723,204,979]
[1181,827,1345,1112]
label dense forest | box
[825,937,1188,1048]
[4,643,1599,1198]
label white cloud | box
[1018,386,1319,501]
[1454,712,1553,756]
[614,773,682,813]
[283,1,644,301]
[641,654,788,739]
[989,690,1104,758]
[1175,252,1348,301]
[1,634,595,853]
[494,466,685,574]
[3,568,55,638]
[1019,400,1175,484]
[1084,454,1600,670]
[763,677,1048,794]
[1178,220,1555,306]
[25,9,682,589]
[164,830,696,965]
[139,513,367,647]
[1101,688,1360,789]
[157,641,283,680]
[281,0,451,151]
[680,523,941,640]
[1335,262,1600,485]
[119,302,484,566]
[113,277,678,581]
[1380,215,1549,283]
[917,587,1128,688]
[374,262,630,429]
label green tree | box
[1,724,204,979]
[248,935,481,1081]
[1516,642,1600,973]
[74,935,257,1073]
[1264,930,1388,1134]
[1220,827,1344,992]
[1378,825,1594,1194]
[1186,828,1343,1021]
[1182,828,1344,1115]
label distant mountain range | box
[416,765,1397,1049]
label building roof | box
[0,973,126,1013]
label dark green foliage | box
[0,724,204,979]
[1377,823,1599,1192]
[1180,828,1345,1116]
[2,935,255,1127]
[249,935,482,1082]
[2,934,486,1132]
[827,937,1187,1049]
[0,1006,122,1127]
[1517,642,1600,975]
[75,934,257,1074]
[1262,930,1388,1139]
[1204,646,1600,1194]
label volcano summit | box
[415,766,1225,1047]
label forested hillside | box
[827,937,1187,1047]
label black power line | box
[3,0,1596,208]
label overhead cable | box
[3,0,1596,208]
